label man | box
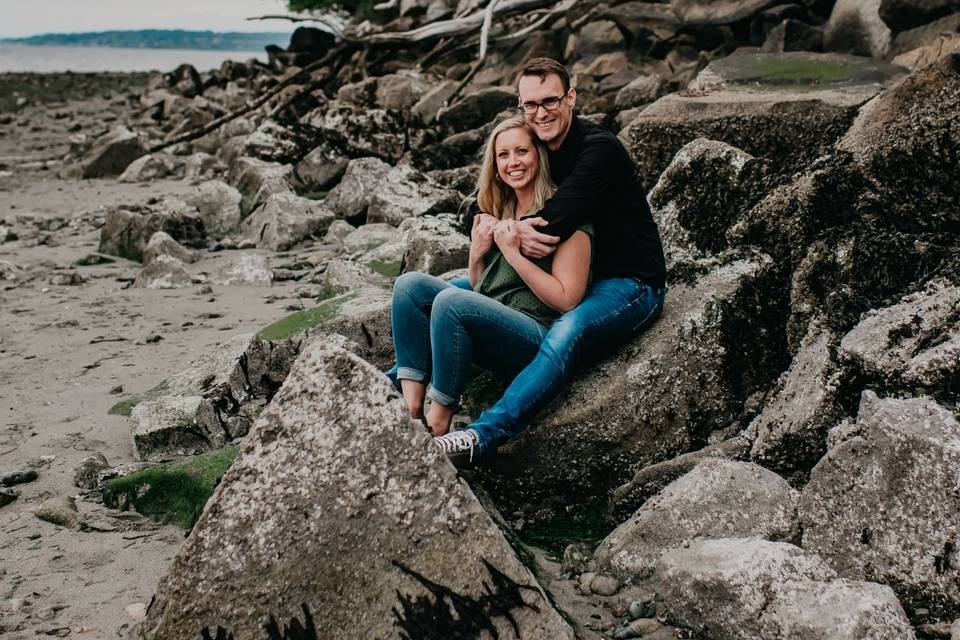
[434,57,667,466]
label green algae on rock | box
[103,445,238,528]
[257,291,358,341]
[108,381,171,417]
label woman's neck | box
[514,186,535,217]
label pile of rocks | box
[69,1,960,637]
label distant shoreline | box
[1,29,291,52]
[0,43,269,74]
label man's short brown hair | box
[517,57,571,93]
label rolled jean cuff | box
[426,386,457,407]
[396,367,429,383]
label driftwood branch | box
[148,45,355,153]
[478,0,501,60]
[246,14,345,36]
[362,0,559,44]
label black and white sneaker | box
[434,428,480,468]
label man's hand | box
[516,217,560,259]
[470,212,497,258]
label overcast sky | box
[2,0,297,38]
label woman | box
[389,114,592,463]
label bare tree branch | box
[148,44,355,153]
[362,0,559,44]
[479,0,501,61]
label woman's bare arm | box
[496,222,591,313]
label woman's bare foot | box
[400,379,426,420]
[426,401,455,437]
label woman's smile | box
[495,127,539,192]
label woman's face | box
[495,127,538,192]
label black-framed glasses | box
[518,91,569,114]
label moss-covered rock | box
[109,381,170,417]
[258,291,358,341]
[102,445,238,528]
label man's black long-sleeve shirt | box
[531,116,666,290]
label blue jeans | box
[389,272,548,407]
[469,277,665,453]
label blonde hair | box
[475,115,556,220]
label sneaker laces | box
[435,429,478,462]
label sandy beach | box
[0,76,311,638]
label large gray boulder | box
[325,158,459,226]
[837,53,960,235]
[82,126,146,178]
[594,459,799,581]
[648,138,767,268]
[340,222,397,256]
[437,87,517,133]
[399,214,469,276]
[800,391,960,620]
[319,258,392,296]
[311,288,395,369]
[294,141,349,192]
[656,538,915,640]
[307,105,407,164]
[823,0,892,59]
[136,342,574,640]
[227,157,295,215]
[480,256,788,521]
[132,255,193,290]
[186,180,243,240]
[118,153,183,183]
[608,436,751,520]
[620,49,905,187]
[839,280,959,390]
[210,253,273,286]
[241,193,335,251]
[127,333,300,460]
[99,201,205,263]
[131,396,221,461]
[324,157,391,222]
[746,319,843,474]
[141,231,195,267]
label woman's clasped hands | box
[493,218,521,255]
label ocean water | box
[0,43,268,73]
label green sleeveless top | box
[475,223,593,327]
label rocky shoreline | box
[2,0,959,638]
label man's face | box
[518,73,576,151]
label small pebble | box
[197,284,214,295]
[0,487,17,507]
[124,602,147,620]
[590,574,620,597]
[144,334,163,344]
[35,496,82,529]
[110,385,123,394]
[625,618,662,638]
[629,596,656,620]
[578,571,596,594]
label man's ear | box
[567,87,577,109]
